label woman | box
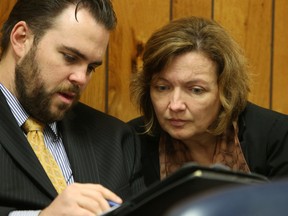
[129,16,288,187]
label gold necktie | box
[23,117,66,194]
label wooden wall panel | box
[0,0,17,52]
[272,0,288,114]
[79,63,106,112]
[1,0,288,121]
[172,0,212,19]
[0,0,16,27]
[214,0,273,109]
[108,0,170,121]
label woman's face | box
[150,51,221,143]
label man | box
[0,0,144,215]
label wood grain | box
[1,0,287,120]
[172,0,212,19]
[214,0,272,109]
[0,0,16,26]
[0,0,17,55]
[108,0,170,121]
[80,62,106,112]
[272,0,288,114]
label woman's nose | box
[168,91,186,111]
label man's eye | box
[87,65,96,73]
[63,53,76,63]
[87,63,100,73]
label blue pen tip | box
[107,200,120,207]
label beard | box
[15,45,80,123]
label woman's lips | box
[169,119,187,127]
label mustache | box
[54,83,80,95]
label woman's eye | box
[156,85,169,91]
[190,87,204,94]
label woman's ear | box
[10,21,33,58]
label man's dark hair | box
[0,0,117,58]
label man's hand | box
[40,183,122,216]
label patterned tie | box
[22,117,66,194]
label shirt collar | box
[0,83,59,137]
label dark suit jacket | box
[0,91,144,215]
[128,102,288,187]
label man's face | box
[15,5,110,123]
[15,44,80,123]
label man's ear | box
[10,21,33,58]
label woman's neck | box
[181,134,219,166]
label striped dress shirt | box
[0,84,74,216]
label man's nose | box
[68,67,90,87]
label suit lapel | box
[60,110,100,183]
[0,91,57,198]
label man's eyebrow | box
[62,45,102,66]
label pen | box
[107,200,120,207]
